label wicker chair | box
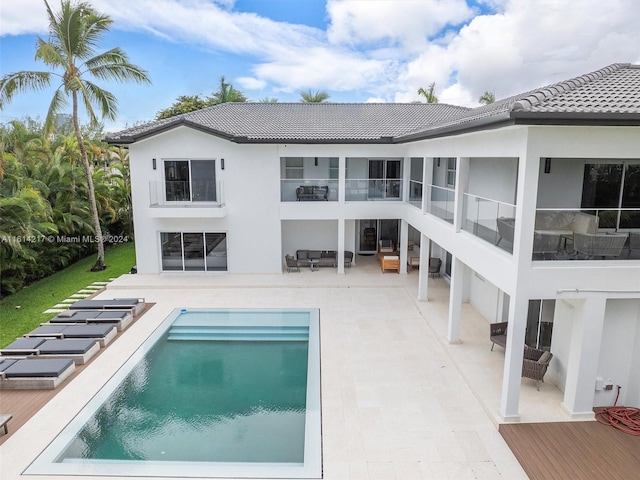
[490,322,508,351]
[285,254,300,273]
[573,232,627,259]
[522,345,553,390]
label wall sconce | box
[221,158,225,170]
[152,158,156,170]
[437,158,440,167]
[314,157,318,166]
[544,158,551,174]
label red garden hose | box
[595,385,640,436]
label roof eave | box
[510,111,640,126]
[104,118,239,145]
[394,112,515,143]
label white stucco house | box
[106,63,640,422]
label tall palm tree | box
[210,76,248,104]
[417,82,438,103]
[299,89,330,103]
[0,0,150,271]
[479,90,496,105]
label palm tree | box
[479,90,496,105]
[210,76,248,104]
[417,82,438,103]
[0,0,150,271]
[299,89,330,103]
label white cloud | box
[236,76,266,90]
[0,0,49,35]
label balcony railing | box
[150,180,224,206]
[345,179,402,201]
[408,180,423,208]
[281,179,338,202]
[463,193,516,253]
[426,185,455,223]
[533,208,640,261]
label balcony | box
[345,179,402,201]
[426,184,455,223]
[148,181,227,218]
[462,193,516,253]
[408,180,422,208]
[281,179,338,202]
[532,209,640,261]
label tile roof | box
[105,102,470,144]
[105,63,640,145]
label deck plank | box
[500,420,640,480]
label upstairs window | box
[285,158,304,179]
[446,158,457,188]
[164,159,216,202]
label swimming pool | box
[26,308,322,478]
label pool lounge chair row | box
[0,298,145,390]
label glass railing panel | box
[533,208,640,261]
[280,179,338,202]
[408,180,423,208]
[344,179,402,201]
[463,193,516,253]
[426,185,455,223]
[149,181,223,206]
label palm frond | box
[0,71,51,109]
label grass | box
[0,242,136,348]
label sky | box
[1,0,640,132]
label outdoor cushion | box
[1,358,74,378]
[38,339,98,355]
[0,359,18,371]
[1,338,46,354]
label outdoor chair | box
[573,232,627,259]
[378,239,394,253]
[533,231,562,259]
[344,251,353,268]
[490,322,508,351]
[285,254,300,272]
[522,345,553,390]
[496,217,515,247]
[428,257,442,277]
[0,357,76,390]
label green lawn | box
[0,243,136,348]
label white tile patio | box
[1,255,573,479]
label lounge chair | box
[69,297,145,316]
[285,254,300,272]
[0,358,75,390]
[0,338,100,365]
[378,239,394,253]
[490,322,508,351]
[428,257,442,277]
[49,309,133,331]
[573,232,627,259]
[26,324,117,347]
[344,251,353,268]
[522,345,553,390]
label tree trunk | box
[72,92,106,271]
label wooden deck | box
[500,420,640,480]
[0,303,153,446]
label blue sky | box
[1,0,639,132]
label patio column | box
[447,256,464,343]
[499,293,528,420]
[337,218,345,274]
[399,220,408,274]
[561,296,606,418]
[417,235,429,301]
[338,156,345,203]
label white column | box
[499,293,528,420]
[417,235,430,301]
[338,156,346,204]
[453,157,469,232]
[337,218,345,274]
[447,256,464,343]
[562,297,606,418]
[399,220,408,274]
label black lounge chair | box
[26,324,117,347]
[49,309,133,331]
[0,358,75,390]
[69,297,145,316]
[0,338,100,365]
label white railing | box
[345,178,402,201]
[280,179,338,202]
[463,193,516,252]
[408,180,423,208]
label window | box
[582,161,640,228]
[329,157,339,180]
[164,159,216,202]
[161,232,227,272]
[285,157,304,179]
[446,158,457,188]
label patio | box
[0,255,598,479]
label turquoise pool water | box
[27,308,322,479]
